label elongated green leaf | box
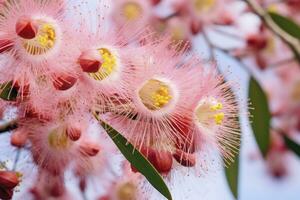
[248,77,271,157]
[0,82,18,101]
[225,116,240,199]
[269,12,300,39]
[283,135,300,157]
[225,153,239,199]
[99,120,172,200]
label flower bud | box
[173,149,196,167]
[10,129,28,148]
[151,0,161,5]
[15,17,38,39]
[79,143,100,157]
[66,125,81,141]
[143,148,173,174]
[0,171,19,189]
[190,20,202,35]
[49,182,65,197]
[53,74,77,91]
[78,49,102,73]
[172,117,196,153]
[79,177,86,192]
[246,34,267,50]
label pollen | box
[139,79,173,111]
[194,0,216,12]
[122,2,142,21]
[48,128,70,150]
[195,97,225,127]
[88,48,117,81]
[22,22,56,56]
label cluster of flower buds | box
[0,0,242,199]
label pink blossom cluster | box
[0,0,241,199]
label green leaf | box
[268,12,300,39]
[225,153,239,199]
[99,120,172,200]
[283,135,300,157]
[248,77,271,157]
[0,81,18,101]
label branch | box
[0,119,18,133]
[244,0,300,62]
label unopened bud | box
[10,130,28,148]
[143,148,173,174]
[79,177,86,192]
[78,49,102,73]
[151,0,161,5]
[190,20,202,35]
[79,143,100,157]
[53,74,77,91]
[66,125,81,141]
[15,17,38,39]
[0,171,19,189]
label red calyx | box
[16,18,38,40]
[53,74,77,91]
[66,125,82,141]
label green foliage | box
[99,120,173,200]
[248,77,271,157]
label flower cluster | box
[0,0,243,199]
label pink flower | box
[0,0,76,99]
[104,38,203,153]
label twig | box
[244,0,300,62]
[0,119,18,133]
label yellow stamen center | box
[195,97,225,126]
[117,182,137,200]
[194,0,216,13]
[22,22,56,55]
[48,128,69,150]
[88,48,117,81]
[122,2,142,21]
[139,79,173,111]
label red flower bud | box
[173,149,196,167]
[0,171,19,189]
[79,177,86,192]
[79,143,100,157]
[53,74,77,91]
[66,125,81,141]
[190,20,202,35]
[141,148,173,174]
[246,34,267,50]
[10,129,28,148]
[49,182,65,197]
[151,0,161,6]
[172,116,196,153]
[15,17,38,39]
[79,49,102,73]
